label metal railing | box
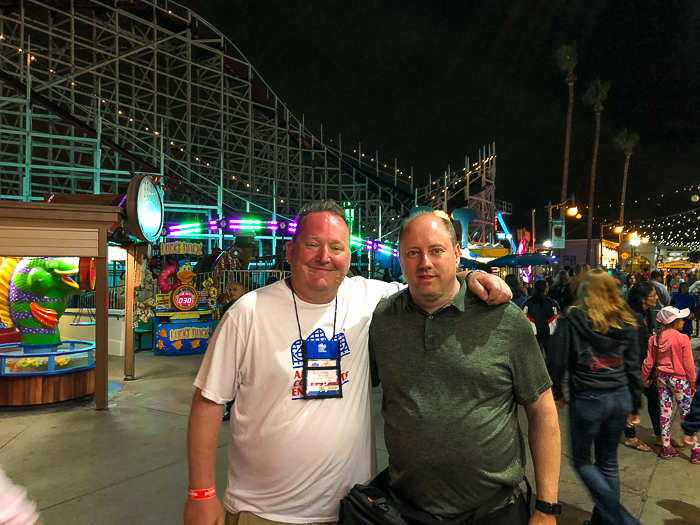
[67,282,159,311]
[193,269,290,294]
[66,271,289,311]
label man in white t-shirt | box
[184,200,512,525]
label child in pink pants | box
[642,306,699,462]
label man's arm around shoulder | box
[458,270,512,305]
[523,389,561,525]
[184,388,226,525]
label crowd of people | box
[509,262,699,524]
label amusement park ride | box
[0,0,507,250]
[0,1,512,409]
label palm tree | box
[614,129,640,246]
[583,79,611,266]
[556,43,577,215]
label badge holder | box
[302,339,342,399]
[289,280,343,400]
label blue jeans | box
[569,387,641,525]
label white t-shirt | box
[194,276,403,523]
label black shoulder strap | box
[364,469,522,525]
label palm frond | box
[583,79,610,106]
[614,129,640,151]
[556,43,577,74]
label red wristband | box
[188,487,216,500]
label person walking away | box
[559,263,589,309]
[620,273,636,300]
[548,270,569,305]
[549,270,642,525]
[641,306,697,460]
[505,273,528,308]
[546,275,555,290]
[669,272,681,295]
[670,282,695,336]
[523,279,561,359]
[623,282,662,452]
[611,264,627,289]
[681,388,700,464]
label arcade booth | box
[0,201,119,408]
[0,175,164,406]
[153,241,214,356]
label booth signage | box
[125,175,164,243]
[551,218,566,249]
[668,251,687,258]
[156,292,172,309]
[160,242,203,256]
[155,323,212,356]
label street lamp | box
[567,206,578,216]
[614,226,624,234]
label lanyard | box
[289,279,343,399]
[289,279,338,342]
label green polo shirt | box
[369,277,551,517]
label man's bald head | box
[399,212,458,248]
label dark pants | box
[624,384,662,439]
[475,493,530,525]
[569,388,641,525]
[536,335,551,359]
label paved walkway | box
[1,342,699,525]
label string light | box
[0,31,494,225]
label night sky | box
[185,0,700,241]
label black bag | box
[339,469,530,525]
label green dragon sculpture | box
[0,257,81,347]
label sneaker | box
[661,445,679,459]
[691,449,700,465]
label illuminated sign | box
[160,241,203,256]
[125,175,164,243]
[171,284,198,311]
[551,218,566,249]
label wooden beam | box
[124,244,136,380]
[94,254,109,410]
[44,193,125,207]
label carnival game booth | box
[154,240,213,356]
[0,201,119,408]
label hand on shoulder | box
[466,271,512,305]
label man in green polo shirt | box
[369,212,561,525]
